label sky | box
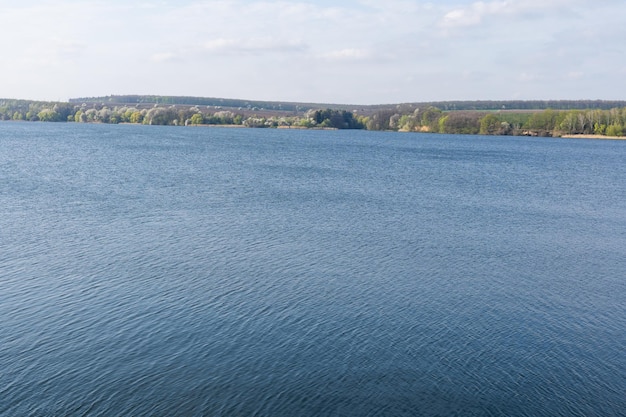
[1,0,625,104]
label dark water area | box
[1,122,625,416]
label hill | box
[68,95,626,115]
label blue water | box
[1,122,625,416]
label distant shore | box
[187,124,338,130]
[187,124,246,128]
[2,96,625,137]
[560,134,626,140]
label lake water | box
[1,122,625,416]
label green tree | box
[398,114,417,131]
[593,122,607,135]
[559,110,581,134]
[438,115,448,133]
[439,112,481,134]
[129,111,143,124]
[479,114,501,135]
[190,113,204,125]
[122,108,135,123]
[96,108,112,123]
[144,107,176,125]
[297,117,315,128]
[421,107,443,131]
[54,104,74,121]
[366,110,395,130]
[37,109,62,122]
[605,123,624,137]
[525,110,549,130]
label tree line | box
[71,95,626,113]
[373,107,626,136]
[1,98,625,137]
[0,99,366,129]
[69,95,325,113]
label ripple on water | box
[1,124,625,416]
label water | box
[1,122,625,416]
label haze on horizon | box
[1,0,625,105]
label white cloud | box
[442,1,510,28]
[440,0,585,29]
[203,37,308,55]
[320,48,372,62]
[203,38,237,52]
[518,72,543,82]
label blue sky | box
[1,0,625,104]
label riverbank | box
[560,134,626,140]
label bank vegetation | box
[1,97,625,138]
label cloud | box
[441,1,508,28]
[0,0,625,103]
[320,48,372,62]
[203,37,308,55]
[518,72,543,82]
[440,0,583,29]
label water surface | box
[1,122,625,416]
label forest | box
[1,96,625,137]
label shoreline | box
[560,134,626,140]
[187,124,247,128]
[3,120,625,139]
